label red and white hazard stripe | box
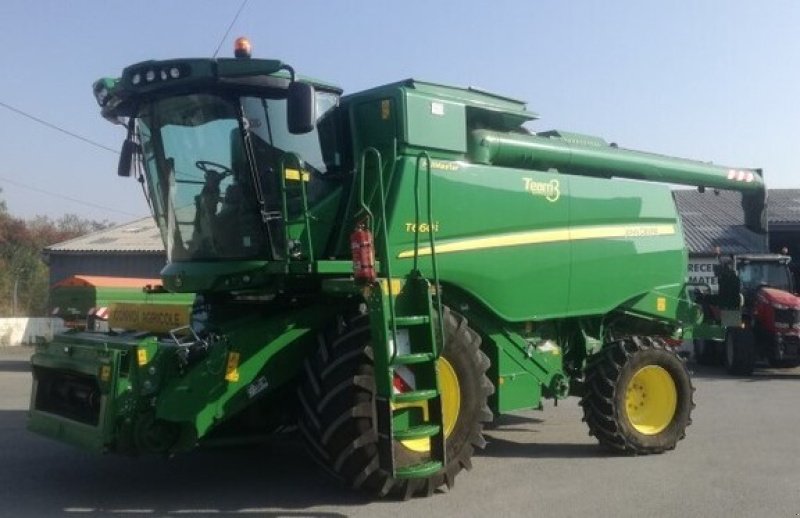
[88,307,110,319]
[393,366,416,393]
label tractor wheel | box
[767,357,800,369]
[297,306,493,498]
[769,358,800,369]
[724,328,756,376]
[693,339,722,366]
[581,336,695,454]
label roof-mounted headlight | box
[92,78,118,108]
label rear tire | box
[724,328,756,376]
[297,306,493,498]
[767,357,800,369]
[693,339,722,366]
[581,336,695,454]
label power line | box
[0,101,119,155]
[212,0,250,58]
[0,175,141,217]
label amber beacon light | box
[234,37,252,58]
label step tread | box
[393,389,438,403]
[393,315,431,326]
[394,460,443,479]
[393,424,441,440]
[392,352,436,366]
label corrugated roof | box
[45,217,164,254]
[767,189,800,225]
[672,189,800,255]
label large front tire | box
[693,339,723,366]
[297,306,493,498]
[725,328,756,376]
[581,336,695,454]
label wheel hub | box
[624,365,677,435]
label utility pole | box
[12,268,25,317]
[13,277,19,317]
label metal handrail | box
[279,154,314,263]
[358,147,398,344]
[414,152,445,355]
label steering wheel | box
[195,160,233,179]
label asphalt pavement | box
[1,346,798,517]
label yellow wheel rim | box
[399,357,460,452]
[624,365,677,435]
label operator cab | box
[135,89,339,263]
[97,40,345,271]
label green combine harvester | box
[29,38,767,498]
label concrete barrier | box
[0,318,66,346]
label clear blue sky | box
[0,1,798,223]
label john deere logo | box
[523,178,560,202]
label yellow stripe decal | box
[397,224,675,258]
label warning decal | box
[108,303,190,333]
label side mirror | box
[118,138,138,177]
[287,82,316,135]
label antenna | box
[212,0,250,58]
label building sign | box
[688,257,719,294]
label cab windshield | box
[136,90,338,262]
[738,261,793,293]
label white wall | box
[0,318,66,346]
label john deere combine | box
[29,39,768,498]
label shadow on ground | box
[1,410,368,516]
[481,435,606,460]
[0,360,30,373]
[689,362,800,382]
[485,412,545,430]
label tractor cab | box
[734,254,794,297]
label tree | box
[0,188,111,316]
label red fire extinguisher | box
[351,222,376,283]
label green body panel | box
[404,91,467,153]
[162,260,270,293]
[365,157,687,323]
[155,304,336,445]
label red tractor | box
[694,254,800,374]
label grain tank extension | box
[29,40,767,498]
